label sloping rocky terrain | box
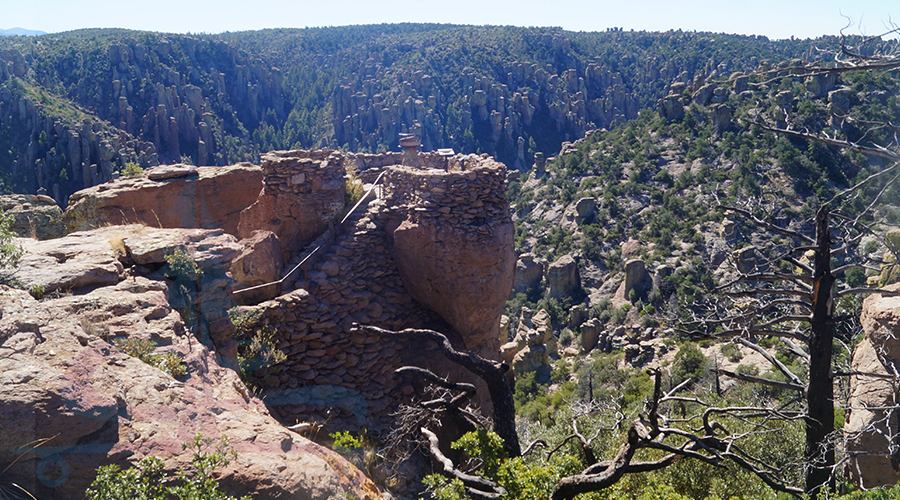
[0,145,518,498]
[0,225,379,500]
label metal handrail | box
[232,170,387,296]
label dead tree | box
[353,325,520,457]
[678,27,900,497]
[354,325,807,499]
[684,204,840,496]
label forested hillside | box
[0,24,824,203]
[4,21,900,499]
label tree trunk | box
[806,206,835,497]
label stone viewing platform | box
[43,143,517,435]
[233,147,516,433]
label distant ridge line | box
[1,27,47,37]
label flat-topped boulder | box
[0,194,64,240]
[63,163,263,236]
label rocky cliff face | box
[0,32,285,203]
[0,226,378,500]
[845,283,900,488]
[0,74,157,204]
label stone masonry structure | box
[55,147,515,435]
[237,150,347,261]
[236,149,516,433]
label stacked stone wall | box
[378,154,509,238]
[243,151,512,434]
[237,150,346,260]
[249,207,474,432]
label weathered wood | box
[806,206,836,497]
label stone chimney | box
[399,133,423,167]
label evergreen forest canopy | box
[0,23,846,202]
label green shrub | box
[164,247,202,280]
[114,337,187,378]
[834,482,900,499]
[424,430,582,500]
[344,162,365,206]
[163,247,202,322]
[121,162,144,177]
[735,363,759,376]
[671,344,709,385]
[0,211,23,269]
[29,284,46,300]
[719,342,743,363]
[228,307,286,381]
[85,434,250,500]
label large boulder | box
[0,228,379,500]
[513,253,544,294]
[845,283,900,488]
[581,317,604,353]
[0,194,64,240]
[693,83,716,106]
[63,163,263,237]
[546,254,580,299]
[230,230,285,287]
[623,259,652,300]
[658,94,685,121]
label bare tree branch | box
[421,427,506,499]
[354,324,521,457]
[718,369,805,393]
[736,337,804,387]
[717,205,815,244]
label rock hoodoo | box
[845,283,900,488]
[546,254,580,299]
[513,253,545,295]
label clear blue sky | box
[4,0,898,40]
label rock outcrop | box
[230,230,285,287]
[623,259,652,300]
[0,227,378,500]
[513,253,545,295]
[0,194,65,240]
[63,163,263,236]
[845,283,900,488]
[12,146,517,497]
[507,308,554,381]
[546,254,580,299]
